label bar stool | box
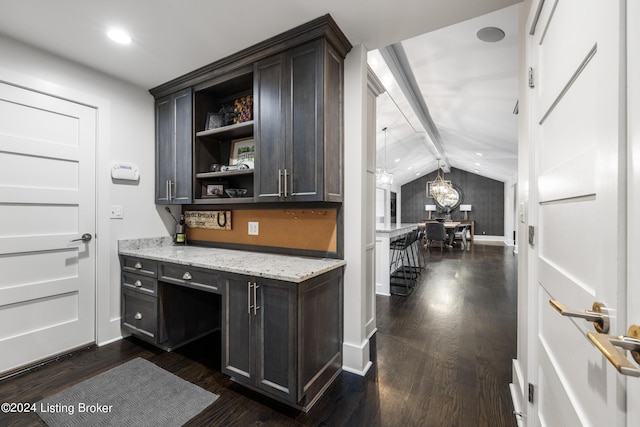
[389,228,420,296]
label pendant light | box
[427,158,452,199]
[376,127,393,186]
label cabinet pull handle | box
[165,180,170,201]
[168,179,173,201]
[253,283,260,315]
[134,262,143,269]
[247,281,253,314]
[284,169,289,198]
[134,280,143,287]
[182,272,192,280]
[278,169,283,197]
[134,312,143,320]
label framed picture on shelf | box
[201,182,226,198]
[230,137,255,166]
[205,112,223,130]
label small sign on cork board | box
[184,211,231,230]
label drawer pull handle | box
[134,280,143,287]
[134,262,143,269]
[134,312,143,320]
[183,272,192,280]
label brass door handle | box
[549,300,610,333]
[588,325,640,377]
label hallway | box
[0,243,517,427]
[373,242,518,426]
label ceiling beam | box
[378,42,451,171]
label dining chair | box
[452,224,471,250]
[424,222,447,251]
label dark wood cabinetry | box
[254,39,343,202]
[155,88,193,204]
[222,274,296,402]
[121,251,343,410]
[150,15,351,205]
[222,268,343,409]
[120,256,219,351]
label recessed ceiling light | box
[475,152,483,156]
[474,169,480,173]
[416,172,421,176]
[475,162,481,166]
[107,28,132,45]
[395,158,400,163]
[476,26,505,43]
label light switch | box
[110,205,124,219]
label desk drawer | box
[122,272,157,296]
[122,289,157,341]
[121,256,157,278]
[160,263,220,294]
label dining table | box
[419,221,462,247]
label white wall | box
[0,34,174,346]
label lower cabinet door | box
[222,275,253,383]
[255,280,297,402]
[122,289,157,343]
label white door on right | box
[530,0,628,425]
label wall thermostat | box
[111,163,140,181]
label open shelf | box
[196,169,254,179]
[193,197,255,205]
[196,120,254,141]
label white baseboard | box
[97,317,124,347]
[511,359,525,426]
[473,235,505,242]
[510,383,525,427]
[342,339,372,376]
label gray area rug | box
[37,357,218,426]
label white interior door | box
[0,81,96,374]
[530,0,627,425]
[627,1,640,423]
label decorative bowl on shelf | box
[225,188,248,198]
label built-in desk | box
[375,223,419,295]
[118,237,345,411]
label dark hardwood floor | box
[0,242,517,427]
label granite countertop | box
[118,237,346,283]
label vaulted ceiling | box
[0,0,522,185]
[369,4,520,185]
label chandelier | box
[376,127,393,186]
[427,159,452,199]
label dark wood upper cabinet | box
[155,88,193,204]
[150,15,351,205]
[255,39,343,202]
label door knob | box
[549,300,610,333]
[588,325,640,377]
[70,233,93,243]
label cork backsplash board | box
[186,209,337,253]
